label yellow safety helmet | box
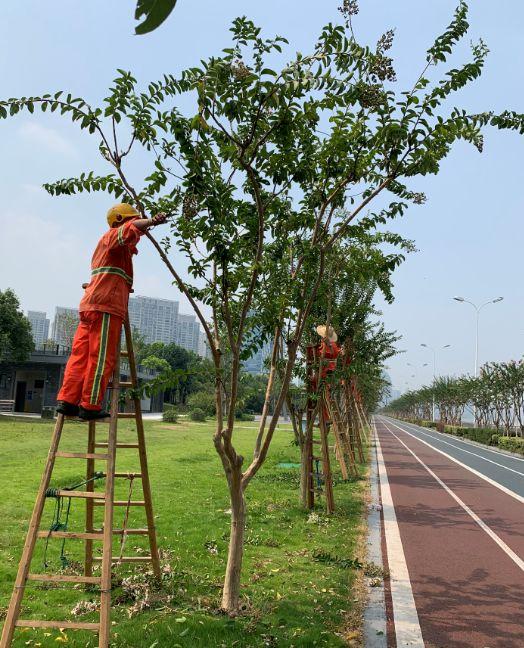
[106,203,140,228]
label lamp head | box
[453,296,465,302]
[493,297,504,303]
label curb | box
[363,437,387,647]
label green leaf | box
[135,0,177,35]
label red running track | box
[375,416,524,648]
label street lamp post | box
[420,343,451,422]
[452,296,503,426]
[452,296,504,377]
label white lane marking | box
[386,419,524,478]
[373,418,424,647]
[380,418,524,573]
[394,419,524,463]
[379,417,524,506]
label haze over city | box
[1,1,523,391]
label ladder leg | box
[305,404,315,510]
[325,390,352,479]
[319,411,335,514]
[335,397,358,478]
[123,319,161,579]
[84,421,96,578]
[99,354,119,648]
[0,414,65,648]
[134,414,161,578]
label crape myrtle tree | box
[291,236,404,504]
[2,0,524,611]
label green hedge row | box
[444,426,496,446]
[394,418,524,455]
[498,436,524,455]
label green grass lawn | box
[0,416,369,647]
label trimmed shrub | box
[444,426,494,445]
[498,436,524,455]
[465,428,494,445]
[187,391,216,416]
[189,407,206,422]
[162,407,178,423]
[490,434,500,446]
[235,411,255,421]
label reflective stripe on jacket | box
[79,219,143,319]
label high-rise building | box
[128,295,179,345]
[243,339,272,375]
[27,311,50,346]
[198,330,211,359]
[51,307,79,349]
[176,313,200,354]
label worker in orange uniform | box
[315,324,341,378]
[314,324,341,421]
[56,203,167,420]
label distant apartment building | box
[243,339,272,375]
[27,311,50,346]
[198,331,211,359]
[128,295,179,345]
[176,313,200,354]
[39,295,205,358]
[51,307,79,349]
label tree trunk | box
[221,476,246,613]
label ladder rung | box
[93,528,149,535]
[108,381,133,389]
[92,556,152,563]
[27,574,101,584]
[51,490,106,500]
[55,452,109,460]
[37,531,104,540]
[93,500,145,506]
[118,412,136,419]
[94,443,140,449]
[16,620,99,631]
[121,351,129,357]
[101,472,142,478]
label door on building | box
[15,381,27,412]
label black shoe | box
[78,407,111,421]
[56,401,80,417]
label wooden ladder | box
[324,388,359,479]
[0,317,160,648]
[304,395,335,514]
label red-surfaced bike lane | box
[374,416,524,648]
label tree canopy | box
[0,289,34,362]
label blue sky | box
[1,1,522,391]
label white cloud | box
[18,122,78,158]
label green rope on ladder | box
[43,472,105,569]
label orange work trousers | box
[57,311,123,410]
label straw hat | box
[316,324,338,342]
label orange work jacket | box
[79,219,143,319]
[317,340,341,377]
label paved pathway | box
[374,415,524,648]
